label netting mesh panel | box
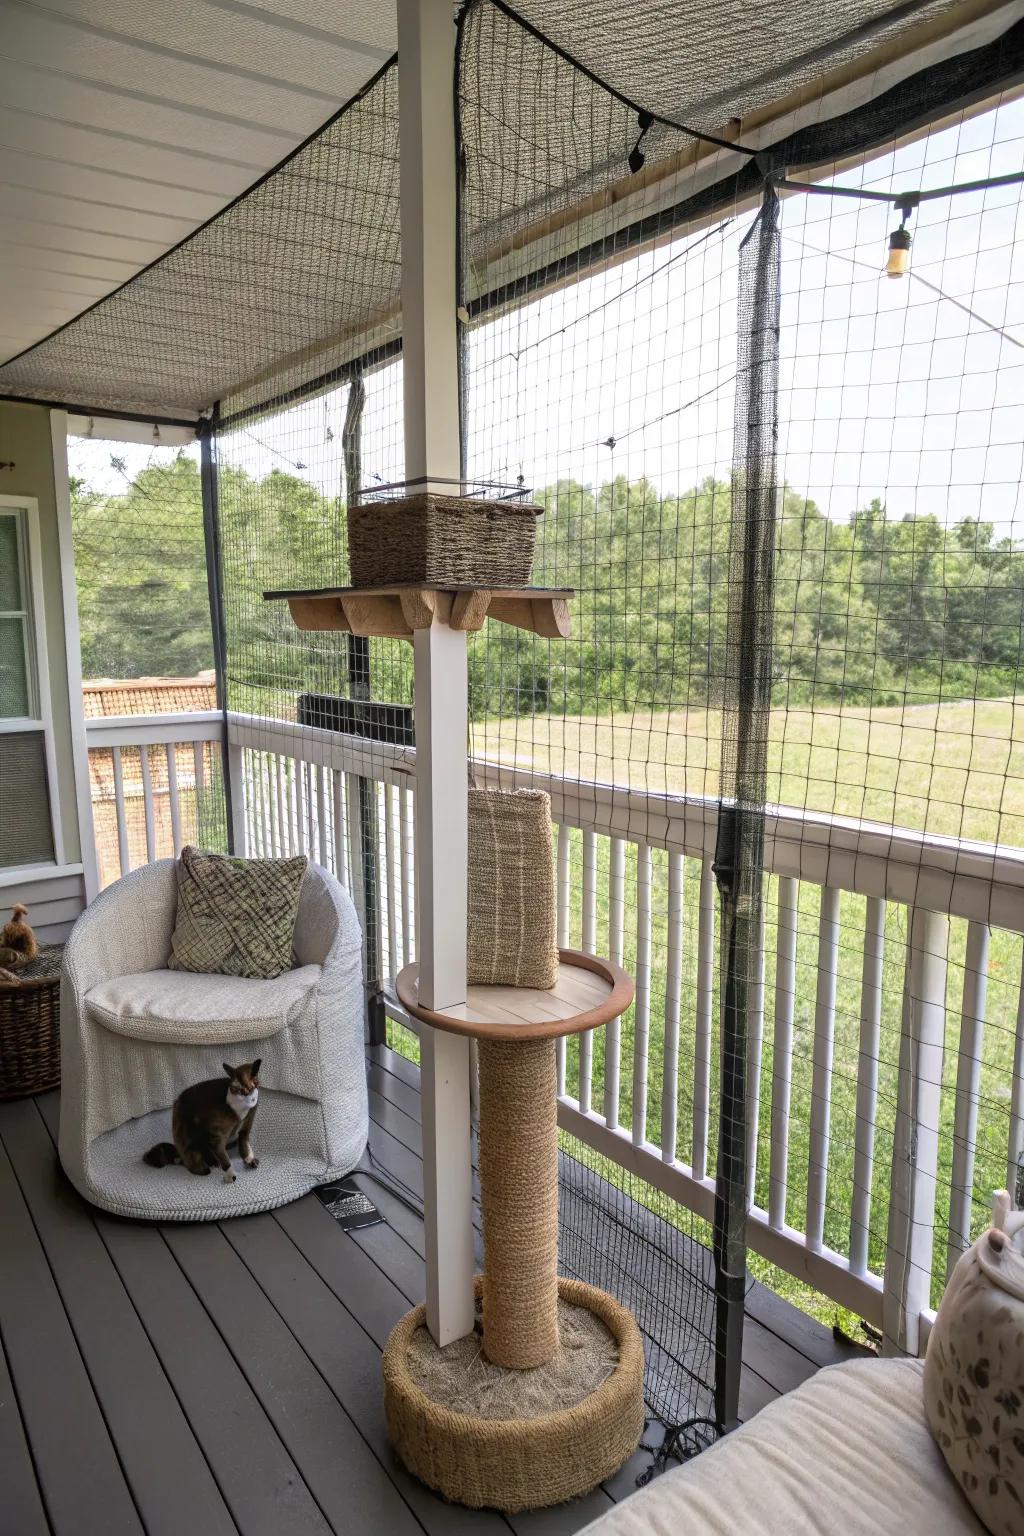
[456,0,1024,1429]
[68,435,226,886]
[0,63,400,421]
[747,91,1024,1334]
[508,0,964,130]
[215,361,410,1002]
[458,0,756,1437]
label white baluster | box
[850,895,885,1276]
[745,898,766,1202]
[555,821,571,1098]
[140,745,156,863]
[166,743,182,855]
[692,857,715,1181]
[604,836,626,1129]
[769,876,798,1230]
[947,920,988,1281]
[632,843,652,1148]
[807,886,841,1253]
[111,746,130,877]
[578,829,598,1114]
[662,851,684,1162]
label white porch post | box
[51,410,100,903]
[398,0,475,1347]
[882,906,948,1357]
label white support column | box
[51,410,100,902]
[413,624,468,1011]
[883,906,948,1358]
[398,0,461,495]
[399,0,474,1348]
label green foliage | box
[73,458,1024,716]
[73,454,213,679]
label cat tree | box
[275,0,643,1508]
[280,578,645,1510]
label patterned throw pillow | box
[923,1198,1024,1536]
[168,846,308,980]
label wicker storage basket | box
[347,493,541,589]
[0,945,63,1099]
[468,788,558,989]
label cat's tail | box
[143,1141,180,1168]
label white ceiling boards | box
[0,0,395,373]
[0,0,1019,420]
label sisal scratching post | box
[477,1038,559,1368]
[384,948,646,1512]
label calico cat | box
[144,1060,261,1183]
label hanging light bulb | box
[886,222,911,277]
[885,200,915,278]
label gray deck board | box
[162,1221,422,1536]
[225,1209,511,1536]
[0,1329,49,1536]
[0,1052,853,1536]
[32,1092,333,1536]
[0,1113,143,1536]
[0,1098,237,1536]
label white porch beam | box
[397,0,474,1348]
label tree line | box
[71,452,1024,716]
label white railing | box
[85,711,226,886]
[85,707,1024,1354]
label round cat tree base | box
[382,1276,645,1512]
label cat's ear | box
[251,1059,262,1078]
[222,1062,234,1078]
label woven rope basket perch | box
[347,493,541,589]
[383,1274,644,1512]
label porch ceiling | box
[0,0,1018,421]
[0,0,396,370]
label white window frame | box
[0,494,63,867]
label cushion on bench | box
[580,1359,984,1536]
[85,964,321,1044]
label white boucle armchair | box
[59,858,368,1220]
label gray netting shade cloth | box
[0,60,400,423]
[510,0,966,129]
[0,0,1015,420]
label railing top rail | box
[221,709,1024,930]
[86,710,224,747]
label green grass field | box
[394,697,1024,1334]
[473,695,1024,845]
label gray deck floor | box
[0,1045,854,1536]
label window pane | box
[0,516,21,611]
[0,615,29,717]
[0,731,54,867]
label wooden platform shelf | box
[265,583,574,640]
[396,949,633,1042]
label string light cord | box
[772,168,1024,207]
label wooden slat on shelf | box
[270,584,573,642]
